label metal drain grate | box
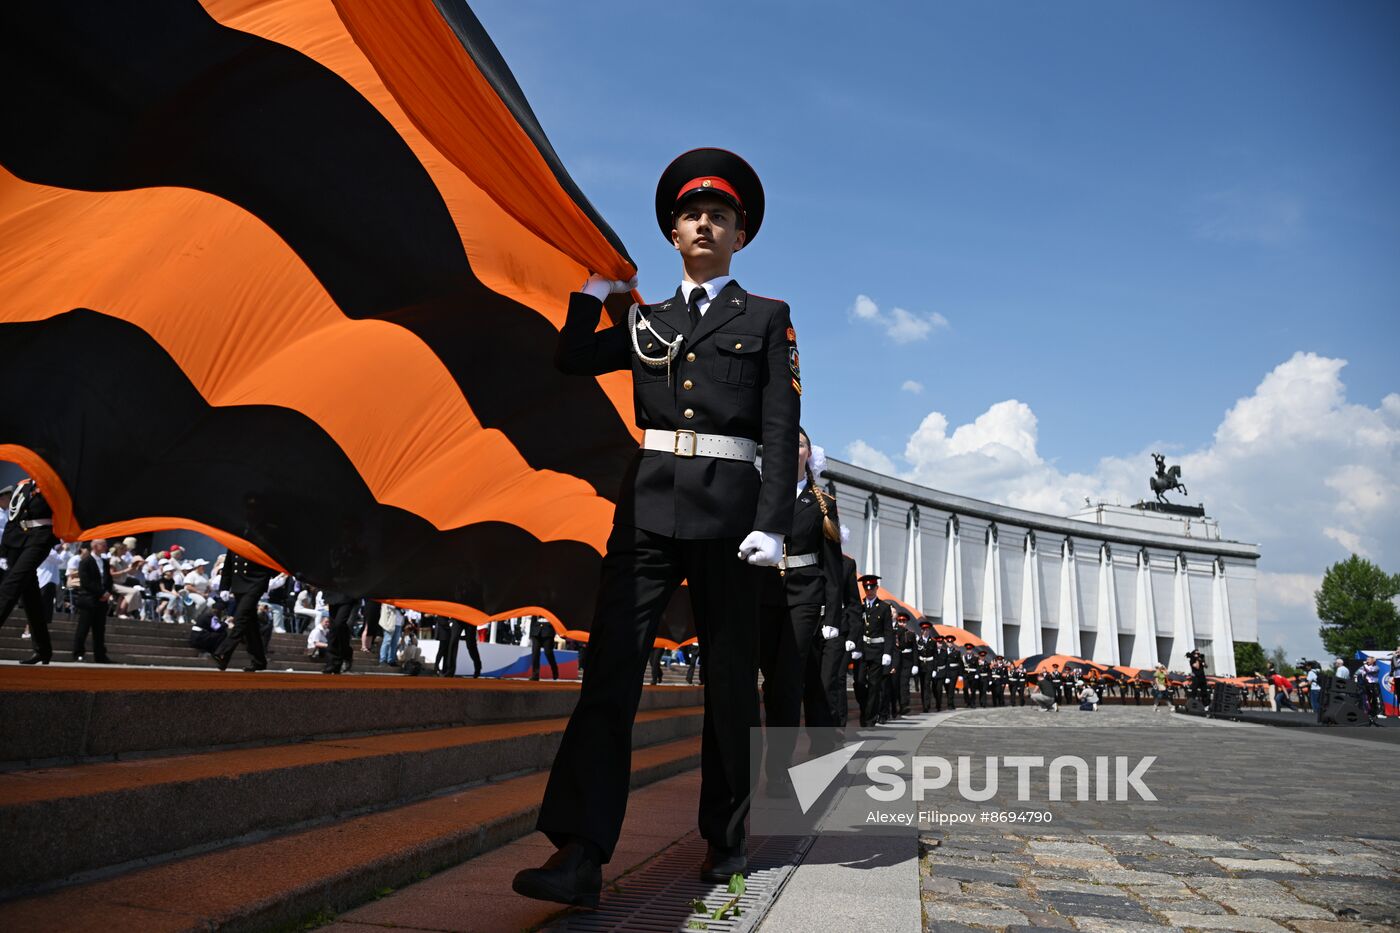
[542,833,813,933]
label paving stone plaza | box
[912,707,1399,933]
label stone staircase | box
[0,608,348,671]
[0,666,705,931]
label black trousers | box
[537,526,759,862]
[896,658,915,714]
[990,682,1005,707]
[438,621,482,676]
[328,600,356,668]
[686,646,701,684]
[649,646,664,684]
[943,674,959,709]
[215,589,268,666]
[0,539,56,657]
[814,629,848,726]
[758,601,830,778]
[857,656,886,726]
[531,636,558,679]
[1010,684,1026,706]
[72,595,109,659]
[918,664,936,711]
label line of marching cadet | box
[842,570,1037,727]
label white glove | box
[850,649,862,659]
[881,653,892,667]
[912,666,919,675]
[845,640,856,652]
[580,273,638,301]
[821,625,840,640]
[737,531,784,567]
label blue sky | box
[471,1,1399,660]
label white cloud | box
[848,294,949,344]
[1323,527,1367,557]
[1194,188,1303,245]
[847,351,1400,659]
[901,380,924,395]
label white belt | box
[642,429,757,461]
[900,648,914,654]
[779,552,817,570]
[20,519,53,530]
[863,636,885,644]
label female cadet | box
[758,426,844,787]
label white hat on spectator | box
[122,536,138,549]
[180,560,194,571]
[192,558,209,567]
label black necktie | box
[686,287,704,332]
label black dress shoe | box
[19,653,51,665]
[699,841,747,883]
[72,654,85,663]
[242,660,268,672]
[511,841,602,908]
[321,661,340,674]
[94,655,113,664]
[213,652,231,672]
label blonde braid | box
[808,466,841,542]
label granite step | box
[0,666,704,764]
[0,704,705,893]
[0,734,703,932]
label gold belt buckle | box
[673,430,698,458]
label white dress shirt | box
[679,275,734,317]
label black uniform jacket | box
[76,552,112,604]
[3,480,56,549]
[555,280,800,539]
[760,485,842,627]
[895,626,919,667]
[855,597,895,661]
[221,552,276,597]
[532,616,555,641]
[839,555,860,641]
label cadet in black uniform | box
[892,612,917,718]
[515,149,800,906]
[322,589,357,674]
[436,617,482,678]
[758,426,844,778]
[1009,660,1027,706]
[942,635,963,710]
[835,554,861,725]
[1046,664,1064,707]
[916,620,938,712]
[990,656,1008,707]
[0,477,58,664]
[973,649,992,708]
[530,616,560,681]
[211,551,276,672]
[854,573,895,727]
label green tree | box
[1315,555,1400,661]
[1234,641,1268,676]
[1266,645,1297,676]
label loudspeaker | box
[1321,680,1364,725]
[1184,697,1207,715]
[1211,683,1242,718]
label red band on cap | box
[676,176,742,208]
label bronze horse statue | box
[1150,452,1188,503]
